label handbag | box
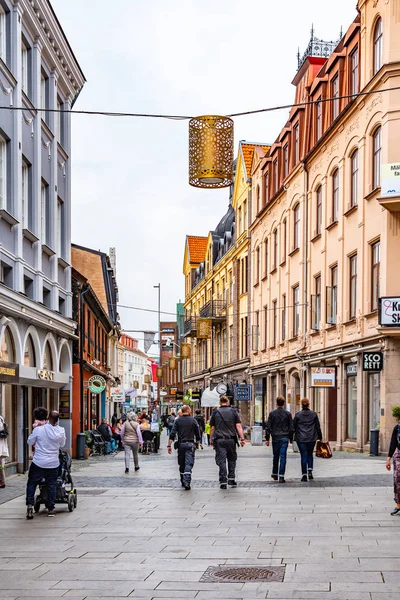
[315,440,332,459]
[0,419,9,439]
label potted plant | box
[392,405,400,422]
[84,431,91,459]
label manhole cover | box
[200,566,285,583]
[77,489,108,496]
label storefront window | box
[0,385,16,463]
[24,335,36,367]
[43,342,53,370]
[0,327,15,362]
[368,373,381,431]
[271,375,277,404]
[254,378,263,425]
[346,374,357,439]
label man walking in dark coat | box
[167,405,200,490]
[210,396,245,490]
[265,396,293,483]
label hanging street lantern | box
[144,374,151,384]
[156,367,163,379]
[189,115,234,189]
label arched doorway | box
[0,326,17,464]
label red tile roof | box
[187,236,208,264]
[241,142,270,178]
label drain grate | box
[200,565,285,583]
[77,489,108,496]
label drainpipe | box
[297,162,309,398]
[79,285,90,433]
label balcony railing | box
[184,317,198,337]
[199,300,226,322]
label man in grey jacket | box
[265,396,293,483]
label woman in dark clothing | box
[386,422,400,515]
[293,398,323,482]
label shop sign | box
[0,361,19,383]
[381,163,400,197]
[191,390,201,401]
[170,386,178,396]
[161,328,175,333]
[346,363,357,376]
[197,318,212,339]
[310,366,336,388]
[176,390,184,401]
[379,297,400,326]
[37,369,54,381]
[162,334,175,349]
[110,387,125,401]
[234,384,252,401]
[88,375,106,394]
[59,390,71,419]
[362,352,383,372]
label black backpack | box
[0,421,9,439]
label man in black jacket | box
[167,405,200,490]
[265,397,293,483]
[210,396,245,490]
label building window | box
[264,305,268,349]
[273,229,278,270]
[238,206,242,235]
[371,241,380,312]
[57,95,66,147]
[21,39,31,96]
[294,122,300,163]
[41,69,50,124]
[57,198,66,258]
[373,18,383,75]
[372,126,382,190]
[256,185,260,213]
[41,181,51,247]
[332,169,339,222]
[349,254,357,319]
[283,143,289,178]
[243,199,247,231]
[350,149,359,207]
[0,5,8,64]
[253,311,260,352]
[281,294,286,341]
[255,246,260,285]
[327,265,338,325]
[21,160,31,230]
[316,186,322,235]
[282,218,287,263]
[273,158,279,193]
[332,74,339,120]
[350,46,359,96]
[265,170,269,205]
[293,204,300,249]
[293,285,300,337]
[311,276,321,330]
[264,238,269,278]
[316,97,322,139]
[0,134,7,210]
[273,300,277,347]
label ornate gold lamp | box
[189,115,234,188]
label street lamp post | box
[154,283,161,405]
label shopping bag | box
[202,432,208,446]
[315,440,332,459]
[292,440,299,453]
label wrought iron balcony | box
[200,300,226,322]
[184,317,198,337]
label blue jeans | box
[297,441,316,475]
[271,437,289,477]
[26,462,58,509]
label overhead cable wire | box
[1,85,399,120]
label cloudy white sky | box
[52,0,356,356]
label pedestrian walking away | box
[167,404,200,490]
[194,409,205,449]
[0,414,10,488]
[293,398,323,481]
[166,411,176,436]
[210,396,245,490]
[121,413,144,473]
[386,419,400,515]
[265,396,293,483]
[25,411,66,518]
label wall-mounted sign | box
[162,328,175,334]
[180,343,191,359]
[110,387,125,401]
[234,384,252,401]
[381,163,400,197]
[37,369,54,381]
[170,387,178,396]
[88,375,106,394]
[59,390,71,419]
[0,361,19,383]
[346,363,357,376]
[162,335,175,350]
[197,318,212,339]
[176,391,184,401]
[191,390,201,401]
[362,352,383,372]
[310,366,336,388]
[379,297,400,326]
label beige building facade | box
[250,0,400,452]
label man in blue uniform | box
[167,405,200,490]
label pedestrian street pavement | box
[0,435,399,600]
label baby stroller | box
[141,430,155,455]
[34,450,77,513]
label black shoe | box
[308,471,314,480]
[220,483,227,490]
[391,507,400,516]
[301,475,308,482]
[228,480,237,487]
[47,509,55,517]
[184,485,191,491]
[271,475,278,481]
[26,505,34,520]
[125,468,129,474]
[279,477,286,483]
[135,467,140,471]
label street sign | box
[88,375,106,394]
[362,351,383,371]
[234,384,252,401]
